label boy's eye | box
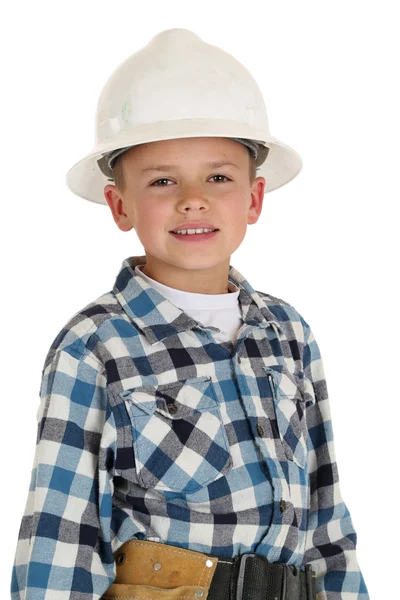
[210,174,231,183]
[151,178,173,187]
[150,174,231,186]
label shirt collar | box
[112,255,283,345]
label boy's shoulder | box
[41,289,123,373]
[255,289,309,330]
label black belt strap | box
[206,553,316,600]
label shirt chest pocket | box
[263,365,315,469]
[119,376,232,493]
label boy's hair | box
[112,150,258,194]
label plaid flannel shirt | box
[11,255,369,600]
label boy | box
[10,28,369,600]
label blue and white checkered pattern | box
[10,255,370,600]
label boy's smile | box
[104,136,265,294]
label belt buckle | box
[235,554,313,600]
[235,553,267,600]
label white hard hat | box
[66,28,303,205]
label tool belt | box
[102,540,317,600]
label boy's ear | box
[247,177,265,225]
[103,185,135,232]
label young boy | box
[10,29,369,600]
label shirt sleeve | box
[10,343,118,600]
[301,318,370,600]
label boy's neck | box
[139,259,231,295]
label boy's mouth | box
[169,222,219,233]
[169,229,219,242]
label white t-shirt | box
[135,264,243,345]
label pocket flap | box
[263,364,305,401]
[119,376,218,419]
[263,365,316,408]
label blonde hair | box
[112,152,257,194]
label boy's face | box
[104,137,265,294]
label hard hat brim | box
[66,122,302,205]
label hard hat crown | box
[96,29,269,147]
[66,28,302,204]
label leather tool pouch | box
[102,539,218,600]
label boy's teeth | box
[175,228,216,235]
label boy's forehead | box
[125,136,248,166]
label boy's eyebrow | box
[140,161,240,174]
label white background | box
[2,1,398,598]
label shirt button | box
[256,425,264,436]
[280,499,287,512]
[167,403,177,414]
